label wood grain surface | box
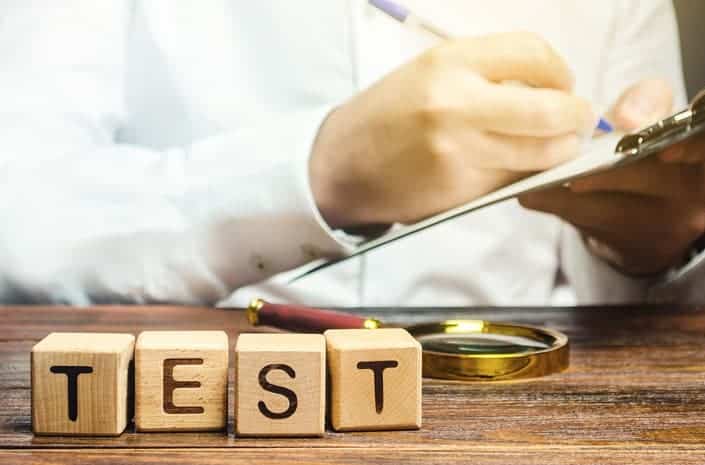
[2,304,705,464]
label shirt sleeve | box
[560,0,696,304]
[0,1,351,305]
[648,251,705,302]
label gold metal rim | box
[246,298,264,325]
[407,320,569,381]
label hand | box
[520,79,705,276]
[310,32,594,228]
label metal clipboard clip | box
[615,88,705,163]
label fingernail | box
[570,179,590,192]
[660,145,684,162]
[518,193,539,208]
[586,236,623,267]
[623,94,659,124]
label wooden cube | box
[325,328,422,431]
[135,331,228,432]
[235,333,325,437]
[31,332,135,436]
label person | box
[0,0,702,306]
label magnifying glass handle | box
[246,299,381,333]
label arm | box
[0,2,347,305]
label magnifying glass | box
[246,299,569,381]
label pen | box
[368,0,614,134]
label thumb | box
[608,79,673,131]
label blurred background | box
[674,0,705,99]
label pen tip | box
[596,118,613,133]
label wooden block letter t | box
[31,333,135,436]
[135,331,228,431]
[325,328,422,431]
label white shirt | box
[0,0,700,306]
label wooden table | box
[2,304,705,464]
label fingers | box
[519,188,666,234]
[420,33,594,137]
[448,32,575,91]
[608,79,674,131]
[520,187,705,241]
[463,83,595,137]
[660,134,705,163]
[569,157,705,200]
[520,187,705,274]
[659,144,686,163]
[446,130,580,171]
[682,138,705,162]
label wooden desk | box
[1,305,705,464]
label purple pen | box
[368,0,613,134]
[368,0,450,39]
[369,0,409,22]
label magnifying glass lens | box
[417,333,550,355]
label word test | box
[31,328,422,436]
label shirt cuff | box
[291,105,360,256]
[648,247,705,303]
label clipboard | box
[293,88,705,280]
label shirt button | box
[249,254,267,272]
[301,244,323,260]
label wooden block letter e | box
[135,331,228,431]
